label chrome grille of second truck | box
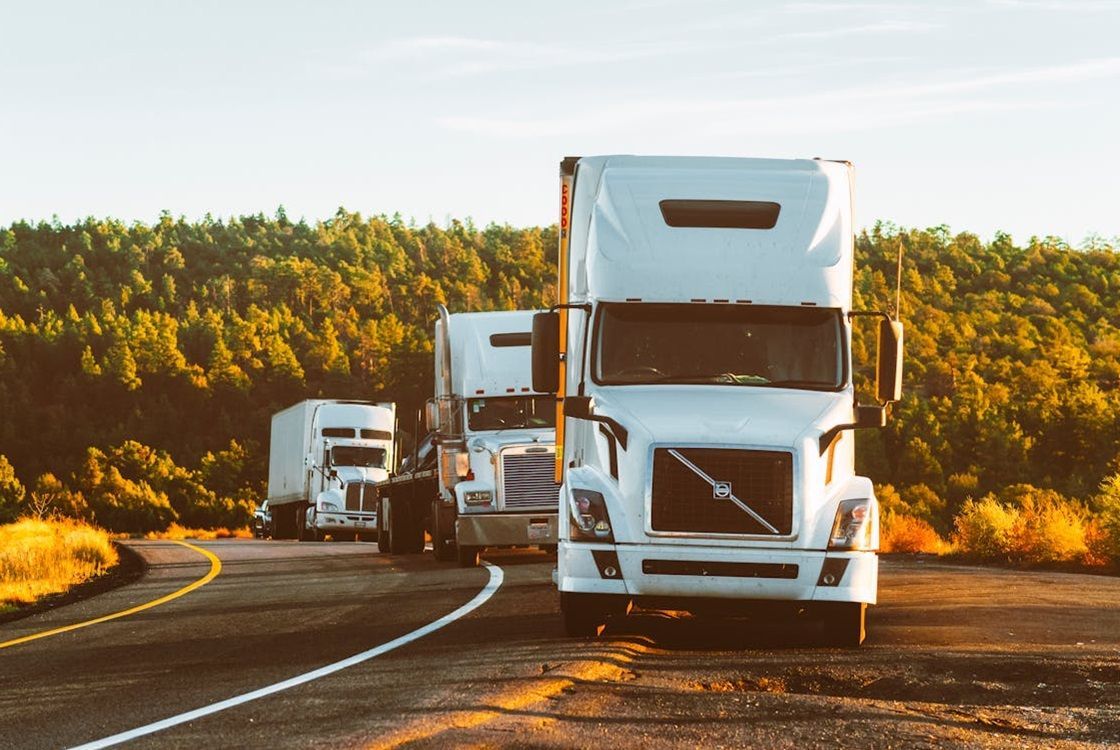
[345,482,377,512]
[501,452,560,510]
[651,448,793,535]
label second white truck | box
[374,308,561,566]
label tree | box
[0,455,25,523]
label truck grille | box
[345,482,377,513]
[501,450,561,510]
[651,448,793,535]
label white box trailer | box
[531,155,904,645]
[267,399,396,541]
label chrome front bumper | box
[558,542,878,605]
[456,512,559,547]
[314,512,377,532]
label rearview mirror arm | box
[563,396,628,450]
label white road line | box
[69,563,505,750]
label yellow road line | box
[367,652,640,750]
[0,540,221,650]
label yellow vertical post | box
[555,160,575,482]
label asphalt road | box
[1,540,1118,749]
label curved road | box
[1,541,1118,749]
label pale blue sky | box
[1,0,1118,243]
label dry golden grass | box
[143,523,252,541]
[0,517,119,606]
[880,511,949,554]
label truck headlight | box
[320,501,339,512]
[569,489,614,542]
[828,498,874,550]
[464,490,492,506]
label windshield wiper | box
[757,379,832,389]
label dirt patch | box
[0,541,145,626]
[689,652,1120,708]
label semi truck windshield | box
[330,446,387,468]
[595,303,844,390]
[468,396,557,431]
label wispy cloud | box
[782,2,918,12]
[987,0,1120,10]
[355,35,692,78]
[437,57,1120,138]
[779,19,939,39]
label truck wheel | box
[560,592,606,638]
[388,496,411,554]
[296,506,309,541]
[376,498,390,552]
[409,516,427,554]
[430,502,454,561]
[456,544,480,567]
[818,602,867,647]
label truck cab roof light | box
[506,388,516,393]
[737,299,753,304]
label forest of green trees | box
[0,210,1117,562]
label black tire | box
[406,512,426,554]
[456,544,480,568]
[376,497,390,552]
[431,501,454,561]
[388,496,408,554]
[560,592,606,638]
[296,506,310,541]
[818,602,867,647]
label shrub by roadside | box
[142,523,252,541]
[951,485,1097,566]
[880,510,949,554]
[0,517,119,606]
[877,480,1118,571]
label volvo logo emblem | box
[713,481,732,500]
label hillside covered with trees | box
[0,211,1117,562]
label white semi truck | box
[375,308,561,566]
[531,155,903,645]
[266,399,396,541]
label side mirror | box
[564,395,591,419]
[425,399,440,433]
[855,404,887,429]
[531,311,560,394]
[876,319,904,403]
